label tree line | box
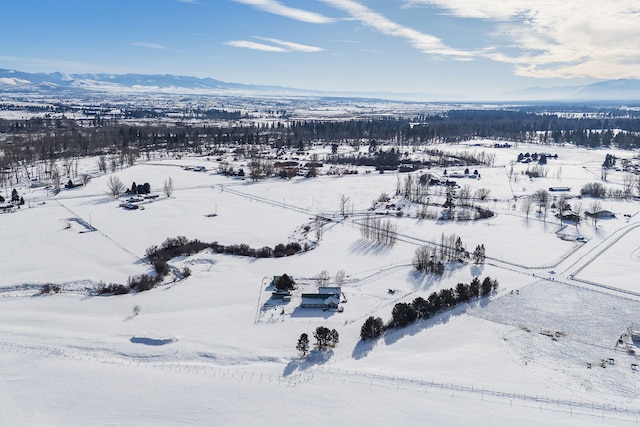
[360,277,499,340]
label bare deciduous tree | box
[163,177,174,197]
[521,196,533,219]
[589,200,602,228]
[334,269,346,287]
[475,188,490,201]
[623,173,635,198]
[80,173,92,186]
[51,166,61,194]
[107,176,125,198]
[316,270,330,287]
[339,194,351,219]
[97,155,107,173]
[458,184,472,206]
[314,215,324,241]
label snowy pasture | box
[1,142,640,425]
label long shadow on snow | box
[351,300,484,360]
[351,338,376,360]
[283,349,334,377]
[349,239,392,257]
[408,261,470,291]
[289,306,336,319]
[384,300,482,347]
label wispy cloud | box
[320,0,473,60]
[233,0,335,23]
[224,40,287,52]
[131,42,165,50]
[255,37,323,52]
[404,0,640,79]
[176,0,198,4]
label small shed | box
[585,210,615,219]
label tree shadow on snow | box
[407,270,441,290]
[382,301,480,347]
[470,264,484,277]
[86,196,120,205]
[349,239,392,257]
[130,336,176,346]
[351,338,376,360]
[283,349,334,377]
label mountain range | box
[2,68,640,102]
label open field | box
[1,141,640,425]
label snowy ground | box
[2,142,640,425]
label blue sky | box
[1,0,639,98]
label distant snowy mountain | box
[3,68,640,101]
[0,68,320,97]
[504,79,640,101]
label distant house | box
[556,210,580,222]
[301,286,342,309]
[585,210,616,219]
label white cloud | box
[131,42,165,50]
[176,0,198,4]
[233,0,335,23]
[403,0,640,79]
[224,40,287,52]
[320,0,473,60]
[254,37,323,52]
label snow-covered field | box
[2,141,640,426]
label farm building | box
[301,287,342,309]
[585,210,616,219]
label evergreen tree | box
[390,302,417,328]
[314,326,333,349]
[330,329,339,346]
[131,181,137,194]
[412,297,431,319]
[469,277,481,297]
[481,277,493,296]
[427,292,443,313]
[455,282,471,302]
[11,188,19,203]
[472,244,486,264]
[296,333,309,356]
[275,274,295,291]
[360,316,385,340]
[439,288,456,308]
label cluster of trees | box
[580,182,608,198]
[145,236,305,276]
[360,277,499,340]
[1,189,25,205]
[93,265,186,295]
[274,274,296,291]
[7,107,640,189]
[39,283,61,294]
[413,237,485,274]
[297,326,339,356]
[359,215,398,245]
[127,181,151,195]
